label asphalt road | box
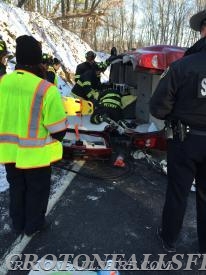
[0,157,201,275]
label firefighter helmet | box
[42,53,53,65]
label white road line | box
[0,160,84,275]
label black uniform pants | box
[162,134,206,252]
[5,164,51,235]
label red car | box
[63,45,186,159]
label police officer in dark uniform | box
[184,10,206,57]
[150,10,206,254]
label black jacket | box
[75,60,109,83]
[72,69,101,101]
[46,71,55,84]
[75,61,98,82]
[150,38,206,130]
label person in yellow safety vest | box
[47,57,61,86]
[0,35,9,76]
[0,35,67,237]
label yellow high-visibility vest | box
[0,70,67,168]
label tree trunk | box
[17,0,28,8]
[61,0,65,16]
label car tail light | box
[145,137,157,148]
[133,136,157,149]
[134,139,146,148]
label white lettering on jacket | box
[201,78,206,96]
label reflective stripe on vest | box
[46,117,67,133]
[0,134,53,147]
[0,71,65,168]
[28,80,52,138]
[0,79,56,148]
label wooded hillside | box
[2,0,206,51]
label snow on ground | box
[0,2,109,76]
[57,75,73,96]
[0,2,111,193]
[0,165,9,193]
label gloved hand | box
[98,113,110,123]
[87,89,99,101]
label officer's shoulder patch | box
[160,67,170,79]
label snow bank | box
[0,2,109,75]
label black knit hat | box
[16,35,42,65]
[190,10,206,31]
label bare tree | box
[4,0,206,51]
[17,0,28,8]
[138,0,195,47]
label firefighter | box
[0,36,9,76]
[42,53,53,68]
[47,57,61,85]
[71,68,101,103]
[75,50,112,83]
[150,9,206,254]
[90,88,122,124]
[90,87,126,167]
[0,35,67,236]
[75,51,97,82]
